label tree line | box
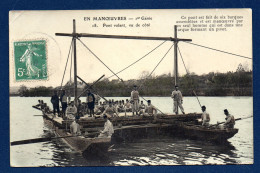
[14,64,252,97]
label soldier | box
[86,90,95,117]
[102,101,118,118]
[223,109,235,128]
[51,90,60,116]
[131,85,139,116]
[60,89,68,118]
[201,106,210,126]
[98,115,114,138]
[171,85,185,114]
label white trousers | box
[173,100,184,113]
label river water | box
[10,96,253,166]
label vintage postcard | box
[9,9,252,167]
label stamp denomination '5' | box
[14,40,47,81]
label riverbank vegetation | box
[13,64,252,97]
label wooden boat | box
[177,122,239,142]
[32,21,239,153]
[43,112,112,155]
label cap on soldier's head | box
[175,85,178,88]
[147,100,151,103]
[103,114,108,119]
[202,105,206,109]
[134,85,137,87]
[224,109,228,113]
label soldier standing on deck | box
[86,90,95,117]
[51,90,60,117]
[171,85,185,114]
[131,85,139,116]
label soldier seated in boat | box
[94,102,103,115]
[201,105,210,127]
[102,101,118,118]
[117,100,125,112]
[65,101,77,120]
[139,100,146,115]
[98,114,114,138]
[70,117,81,136]
[217,109,235,129]
[43,103,51,114]
[124,99,132,112]
[144,100,157,118]
[223,109,235,128]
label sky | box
[9,9,252,88]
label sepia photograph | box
[9,9,253,167]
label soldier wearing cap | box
[171,85,185,114]
[70,116,81,136]
[131,85,139,116]
[223,109,235,128]
[102,101,118,118]
[201,105,210,126]
[144,100,157,117]
[98,114,114,138]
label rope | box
[77,38,124,82]
[77,37,167,115]
[60,38,73,89]
[183,41,252,60]
[138,43,174,115]
[177,45,202,108]
[107,40,167,79]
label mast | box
[73,19,78,106]
[174,25,178,86]
[55,21,192,108]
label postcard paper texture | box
[9,9,253,167]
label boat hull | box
[178,123,239,143]
[43,114,112,154]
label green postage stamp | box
[13,40,48,81]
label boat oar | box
[11,131,100,146]
[210,115,252,127]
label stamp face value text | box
[14,40,47,81]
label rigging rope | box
[77,37,167,115]
[137,43,174,115]
[183,41,252,59]
[60,38,73,89]
[107,40,167,79]
[138,43,174,91]
[177,45,202,108]
[77,38,124,82]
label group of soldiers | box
[37,84,235,130]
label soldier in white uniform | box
[131,85,139,116]
[102,101,118,118]
[66,101,77,120]
[98,115,114,138]
[201,105,210,126]
[171,85,185,114]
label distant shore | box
[10,69,252,97]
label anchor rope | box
[177,45,202,108]
[77,38,167,115]
[60,38,73,89]
[183,41,252,60]
[107,40,167,79]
